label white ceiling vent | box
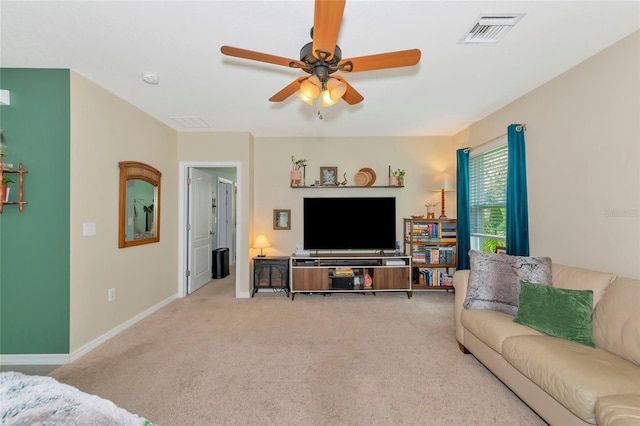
[170,116,211,129]
[460,13,526,44]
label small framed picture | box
[320,167,338,186]
[495,246,506,254]
[273,209,291,230]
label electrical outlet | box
[108,288,116,302]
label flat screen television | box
[303,197,396,251]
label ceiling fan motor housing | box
[300,41,342,81]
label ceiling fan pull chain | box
[317,109,323,120]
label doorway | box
[179,162,239,297]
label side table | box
[252,257,290,297]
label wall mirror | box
[118,161,161,248]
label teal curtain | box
[456,148,471,269]
[506,124,529,256]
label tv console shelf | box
[290,185,403,189]
[290,253,412,300]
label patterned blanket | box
[0,372,155,425]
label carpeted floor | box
[49,273,546,426]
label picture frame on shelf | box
[273,209,291,230]
[320,167,337,186]
[495,246,506,254]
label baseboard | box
[69,294,178,362]
[0,353,70,366]
[0,293,178,366]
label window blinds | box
[469,144,508,235]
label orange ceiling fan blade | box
[338,49,421,73]
[333,76,364,105]
[221,46,305,69]
[312,0,345,60]
[269,77,307,102]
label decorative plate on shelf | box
[359,168,376,186]
[353,172,369,186]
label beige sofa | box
[453,263,640,426]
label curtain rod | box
[464,123,526,152]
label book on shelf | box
[416,268,453,287]
[412,246,456,265]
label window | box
[469,142,507,252]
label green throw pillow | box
[514,280,595,347]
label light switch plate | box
[83,222,97,236]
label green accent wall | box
[0,69,70,354]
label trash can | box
[212,248,230,279]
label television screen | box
[303,197,396,251]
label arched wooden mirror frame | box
[118,161,162,248]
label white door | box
[217,179,234,261]
[188,168,213,294]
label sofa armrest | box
[596,394,640,426]
[452,269,470,346]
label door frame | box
[178,161,241,298]
[216,177,235,264]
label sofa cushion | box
[502,335,640,424]
[595,394,640,426]
[551,263,615,307]
[593,276,640,366]
[461,309,543,354]
[514,280,594,347]
[463,250,552,315]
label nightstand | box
[252,257,290,297]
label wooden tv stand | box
[290,253,412,300]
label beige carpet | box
[50,273,546,426]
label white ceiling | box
[1,1,639,138]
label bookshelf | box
[403,218,457,290]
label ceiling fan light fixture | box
[297,92,315,105]
[321,90,339,107]
[326,77,346,100]
[300,75,321,99]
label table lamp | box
[431,173,455,219]
[253,234,271,257]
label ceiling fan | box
[220,0,421,107]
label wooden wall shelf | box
[290,185,404,189]
[1,160,28,213]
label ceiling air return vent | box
[170,116,211,129]
[460,13,526,44]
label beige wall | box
[252,136,456,256]
[177,132,254,296]
[454,31,640,278]
[69,72,179,353]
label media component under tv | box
[303,197,396,251]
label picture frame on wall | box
[273,209,291,230]
[495,246,506,254]
[320,167,338,186]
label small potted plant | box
[2,176,14,202]
[424,201,438,219]
[290,156,307,186]
[390,168,405,186]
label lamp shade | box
[253,234,271,249]
[326,77,347,100]
[321,90,339,107]
[431,172,455,191]
[300,75,320,99]
[253,234,271,257]
[297,92,315,105]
